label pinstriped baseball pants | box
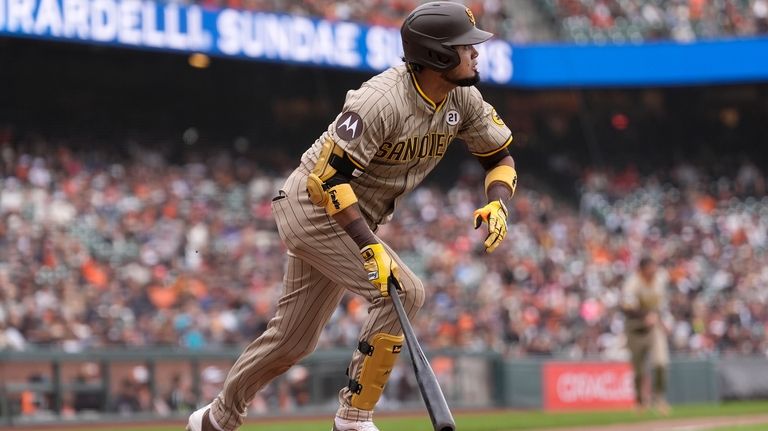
[209,169,425,430]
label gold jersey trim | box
[407,66,447,113]
[345,147,366,171]
[327,137,366,171]
[471,134,513,157]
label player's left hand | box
[473,200,508,253]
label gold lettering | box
[417,135,430,158]
[380,132,456,161]
[419,135,430,159]
[404,137,419,161]
[443,134,454,157]
[389,141,405,160]
[431,133,441,157]
[436,134,447,157]
[375,142,393,158]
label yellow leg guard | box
[349,333,404,410]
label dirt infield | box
[541,414,768,431]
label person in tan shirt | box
[621,256,671,414]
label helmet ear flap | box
[429,50,451,68]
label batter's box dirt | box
[537,413,768,431]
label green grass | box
[711,425,768,431]
[21,400,768,431]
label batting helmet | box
[401,2,493,72]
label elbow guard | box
[307,138,364,215]
[484,165,518,199]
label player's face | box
[640,262,657,281]
[442,45,480,87]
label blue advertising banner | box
[511,37,768,87]
[0,0,511,84]
[1,0,767,88]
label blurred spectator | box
[200,366,225,405]
[170,0,768,44]
[166,373,197,413]
[112,378,141,415]
[19,374,50,416]
[72,362,104,413]
[621,256,671,414]
[283,365,311,410]
[538,0,768,43]
[188,0,543,43]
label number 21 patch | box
[445,109,460,126]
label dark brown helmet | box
[401,2,493,72]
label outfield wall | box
[498,357,720,410]
[1,349,761,426]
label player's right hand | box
[360,243,399,297]
[473,199,509,253]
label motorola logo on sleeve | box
[336,111,364,141]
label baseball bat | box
[388,276,456,431]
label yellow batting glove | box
[360,243,399,297]
[473,200,508,253]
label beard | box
[444,71,480,87]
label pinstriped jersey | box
[622,270,668,332]
[299,64,513,226]
[623,271,668,312]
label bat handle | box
[387,275,401,295]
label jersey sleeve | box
[657,270,669,311]
[329,85,396,168]
[457,87,513,157]
[621,274,640,310]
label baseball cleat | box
[332,416,380,431]
[186,403,217,431]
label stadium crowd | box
[546,0,768,43]
[187,0,768,43]
[1,132,767,364]
[194,0,526,41]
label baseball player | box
[187,2,517,430]
[621,256,671,415]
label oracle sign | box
[543,362,635,411]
